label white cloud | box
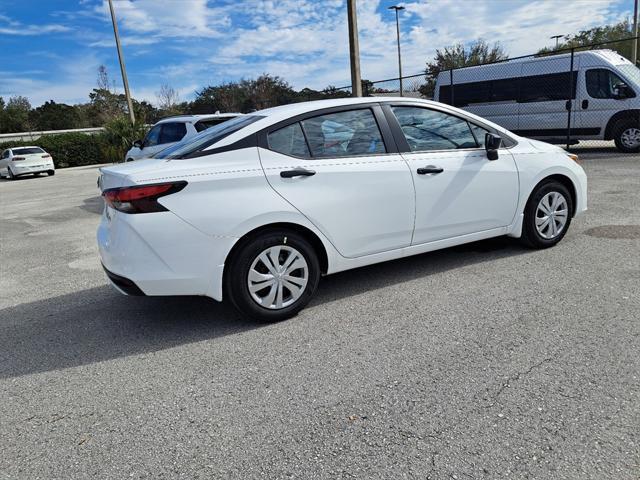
[0,13,70,35]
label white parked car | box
[0,146,55,179]
[125,113,241,161]
[434,49,640,152]
[98,98,587,322]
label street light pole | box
[550,34,563,49]
[389,5,405,96]
[347,0,362,97]
[107,0,135,124]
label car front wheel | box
[520,180,573,249]
[613,120,640,153]
[225,230,321,322]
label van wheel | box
[520,180,573,249]
[225,230,321,322]
[613,120,640,153]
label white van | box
[434,49,640,152]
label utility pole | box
[108,0,135,124]
[633,0,639,66]
[347,0,362,97]
[389,5,405,96]
[551,34,563,48]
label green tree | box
[421,39,509,98]
[538,20,634,61]
[1,96,32,133]
[29,100,81,131]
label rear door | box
[517,56,579,137]
[258,105,415,258]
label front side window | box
[586,69,630,99]
[159,122,187,144]
[268,123,310,157]
[469,123,491,147]
[392,106,479,151]
[144,125,162,147]
[301,109,386,158]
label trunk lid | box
[15,153,50,167]
[98,158,171,191]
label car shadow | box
[79,195,104,215]
[0,236,528,379]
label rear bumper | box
[97,207,237,301]
[102,265,145,296]
[12,163,54,175]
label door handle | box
[417,165,444,175]
[280,168,316,178]
[582,99,589,109]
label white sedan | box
[0,146,55,179]
[98,98,587,322]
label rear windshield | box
[13,147,44,155]
[155,115,263,159]
[194,117,238,132]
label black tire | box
[225,230,321,322]
[7,168,15,180]
[47,170,55,176]
[520,179,573,249]
[613,119,640,153]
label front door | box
[388,105,519,244]
[577,67,637,137]
[258,106,415,258]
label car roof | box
[156,113,242,124]
[210,97,514,149]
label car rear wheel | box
[225,230,320,322]
[7,168,15,180]
[47,170,55,176]
[520,180,573,249]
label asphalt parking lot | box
[1,150,638,479]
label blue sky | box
[0,0,631,107]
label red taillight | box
[103,181,187,214]
[12,157,25,161]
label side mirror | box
[613,83,632,99]
[485,133,502,161]
[133,139,143,149]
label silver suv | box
[125,113,241,161]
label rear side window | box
[194,117,236,132]
[392,106,478,151]
[519,71,578,103]
[159,122,187,144]
[12,147,44,155]
[268,123,310,157]
[154,115,263,159]
[300,109,386,158]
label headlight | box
[567,153,580,164]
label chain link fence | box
[354,35,640,152]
